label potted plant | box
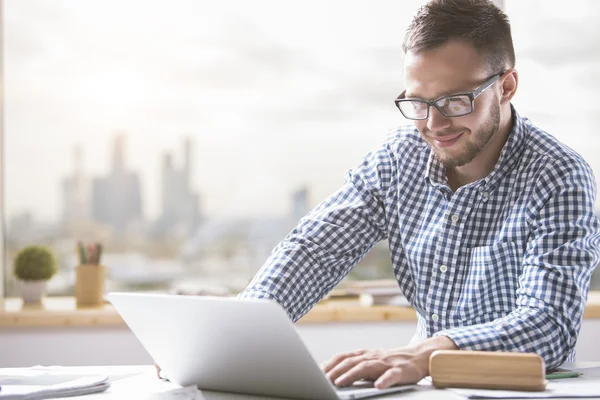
[13,245,57,303]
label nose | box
[426,105,452,131]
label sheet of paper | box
[450,378,600,399]
[569,365,600,378]
[110,373,204,400]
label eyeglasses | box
[394,71,505,120]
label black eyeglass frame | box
[394,70,506,120]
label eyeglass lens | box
[399,95,472,119]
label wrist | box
[413,335,459,375]
[417,335,459,353]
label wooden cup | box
[75,264,105,308]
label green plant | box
[13,245,57,281]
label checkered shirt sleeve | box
[238,135,399,321]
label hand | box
[321,336,458,389]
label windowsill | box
[2,292,600,328]
[0,296,418,327]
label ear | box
[499,68,518,104]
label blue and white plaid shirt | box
[239,106,600,369]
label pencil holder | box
[75,264,105,307]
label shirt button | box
[431,313,439,322]
[481,191,490,201]
[440,265,448,273]
[450,214,460,223]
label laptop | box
[107,292,417,400]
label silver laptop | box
[107,292,417,400]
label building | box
[154,136,201,237]
[61,144,90,226]
[91,133,143,236]
[290,185,309,222]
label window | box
[3,0,600,299]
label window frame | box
[1,0,5,304]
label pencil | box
[546,371,581,380]
[77,241,85,264]
[97,243,103,263]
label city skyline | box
[11,132,311,233]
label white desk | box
[2,363,600,399]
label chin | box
[435,148,477,168]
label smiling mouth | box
[431,132,463,148]
[432,132,463,141]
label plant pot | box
[18,280,47,303]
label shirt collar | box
[424,148,447,188]
[423,104,527,192]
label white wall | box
[2,320,600,368]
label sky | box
[4,0,600,222]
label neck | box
[447,106,513,192]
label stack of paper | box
[0,373,110,399]
[449,366,600,399]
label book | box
[322,280,410,307]
[358,288,410,307]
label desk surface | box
[2,363,600,400]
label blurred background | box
[3,0,600,298]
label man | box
[238,0,600,390]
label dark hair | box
[402,0,515,74]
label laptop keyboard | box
[335,382,376,391]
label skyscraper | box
[155,136,201,237]
[91,133,143,235]
[62,144,90,225]
[290,186,309,222]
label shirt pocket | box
[453,241,522,323]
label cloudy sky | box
[4,0,600,222]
